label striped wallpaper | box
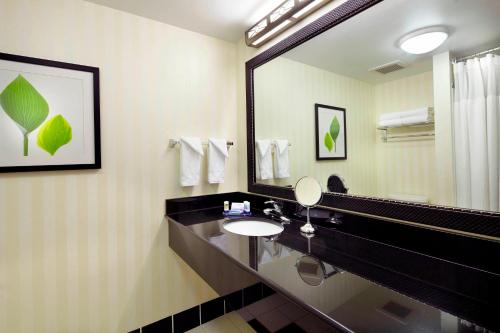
[0,0,239,332]
[374,71,438,203]
[254,57,377,196]
[253,56,446,205]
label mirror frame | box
[245,0,500,240]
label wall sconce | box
[245,0,334,48]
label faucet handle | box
[265,200,279,208]
[265,199,284,213]
[264,200,276,208]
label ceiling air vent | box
[370,61,405,74]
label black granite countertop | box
[167,204,499,333]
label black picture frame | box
[245,0,500,239]
[315,104,347,160]
[0,52,101,173]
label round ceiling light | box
[399,27,448,55]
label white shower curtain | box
[453,54,500,211]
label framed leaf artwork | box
[0,52,100,173]
[315,103,347,160]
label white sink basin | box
[223,219,284,237]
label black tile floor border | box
[135,283,275,333]
[244,282,264,306]
[200,297,225,324]
[224,289,244,312]
[141,316,172,333]
[173,305,200,333]
[262,283,276,298]
[276,322,306,333]
[248,318,271,333]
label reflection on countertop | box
[168,207,499,333]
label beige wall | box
[254,57,377,195]
[251,57,448,205]
[432,52,455,206]
[0,0,239,332]
[374,71,438,202]
[251,54,442,202]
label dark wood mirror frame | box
[245,0,500,240]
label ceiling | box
[281,0,500,84]
[85,0,284,42]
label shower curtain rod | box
[451,46,500,88]
[454,46,500,62]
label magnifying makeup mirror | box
[294,176,323,234]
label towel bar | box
[377,121,434,130]
[378,123,435,142]
[168,139,234,148]
[382,132,435,142]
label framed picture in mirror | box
[315,104,346,160]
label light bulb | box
[399,28,448,55]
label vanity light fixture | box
[398,27,448,55]
[246,0,333,47]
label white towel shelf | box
[169,139,234,148]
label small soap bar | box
[231,202,244,211]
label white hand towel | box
[256,139,273,180]
[180,137,204,187]
[273,139,290,178]
[208,138,228,184]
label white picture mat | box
[0,59,95,167]
[317,106,346,158]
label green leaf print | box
[37,115,72,156]
[0,75,49,156]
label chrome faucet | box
[263,200,290,224]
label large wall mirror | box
[246,0,500,238]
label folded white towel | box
[378,108,434,128]
[273,139,290,178]
[180,137,204,187]
[378,114,433,127]
[256,139,273,180]
[208,138,228,184]
[379,107,433,122]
